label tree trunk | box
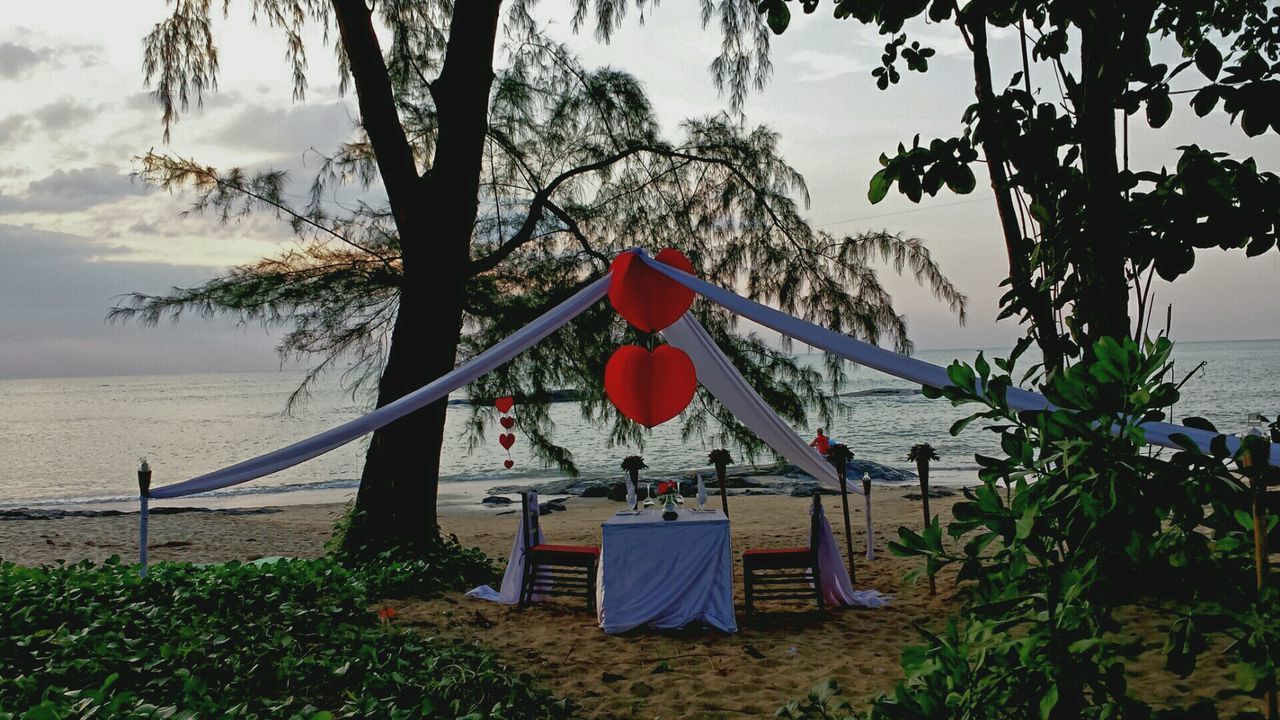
[338,0,504,556]
[964,18,1064,375]
[1074,9,1132,345]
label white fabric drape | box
[662,314,860,494]
[150,278,611,499]
[812,497,889,608]
[636,252,1280,465]
[466,491,544,604]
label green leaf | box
[764,1,791,35]
[1039,683,1058,720]
[1146,93,1173,129]
[1195,41,1223,81]
[868,169,891,204]
[945,163,976,194]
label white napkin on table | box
[696,473,708,508]
[625,475,637,509]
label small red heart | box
[499,433,516,450]
[608,249,696,332]
[504,459,514,469]
[495,396,515,413]
[499,416,515,429]
[604,344,697,428]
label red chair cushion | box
[531,544,600,556]
[743,547,809,556]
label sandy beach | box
[0,489,1253,717]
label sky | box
[0,2,1276,380]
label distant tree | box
[734,0,1280,374]
[121,1,965,556]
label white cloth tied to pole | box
[636,251,1279,465]
[149,278,611,499]
[466,491,543,604]
[812,498,889,608]
[662,313,858,494]
[146,249,1276,501]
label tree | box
[127,1,965,556]
[748,0,1280,374]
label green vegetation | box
[0,549,571,719]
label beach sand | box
[0,490,1257,717]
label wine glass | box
[643,482,655,510]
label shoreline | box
[0,464,978,515]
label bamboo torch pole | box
[137,458,151,578]
[862,473,874,560]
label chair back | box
[808,492,824,554]
[520,491,541,553]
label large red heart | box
[495,396,515,414]
[499,416,515,429]
[604,345,697,428]
[499,433,516,450]
[504,459,514,469]
[608,248,696,332]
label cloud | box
[0,224,280,378]
[0,167,153,214]
[31,97,98,132]
[787,49,869,82]
[0,114,32,145]
[0,41,53,79]
[213,101,358,152]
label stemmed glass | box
[643,482,655,511]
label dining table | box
[595,506,737,634]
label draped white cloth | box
[465,491,544,604]
[662,314,858,494]
[596,508,737,633]
[145,248,1276,501]
[636,252,1279,465]
[149,278,611,499]
[812,497,890,608]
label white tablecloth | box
[597,508,737,634]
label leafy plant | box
[0,555,566,719]
[866,336,1274,718]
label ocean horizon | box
[2,338,1276,509]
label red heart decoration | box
[495,396,515,414]
[604,345,697,428]
[499,433,516,450]
[504,459,515,469]
[499,416,515,429]
[608,248,696,332]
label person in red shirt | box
[809,428,830,456]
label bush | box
[0,556,567,719]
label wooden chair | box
[742,493,825,616]
[518,492,600,612]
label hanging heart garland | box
[495,396,516,469]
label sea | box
[1,340,1276,510]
